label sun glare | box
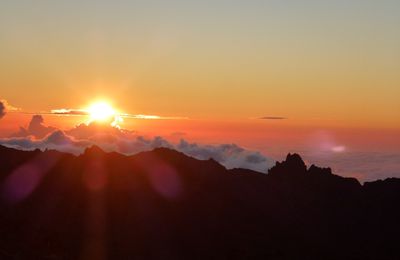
[88,102,116,122]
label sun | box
[87,102,116,123]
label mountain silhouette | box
[0,145,399,259]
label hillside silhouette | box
[0,145,399,259]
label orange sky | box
[1,1,400,131]
[1,113,399,160]
[0,1,399,165]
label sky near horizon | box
[0,0,399,129]
[0,1,399,181]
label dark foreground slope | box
[0,145,399,259]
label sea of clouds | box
[0,113,275,173]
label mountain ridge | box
[0,144,399,259]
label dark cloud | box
[0,99,19,119]
[12,115,56,139]
[0,101,5,119]
[0,115,275,173]
[259,116,287,120]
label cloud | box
[0,101,187,122]
[50,108,187,120]
[5,116,398,181]
[121,114,188,120]
[12,115,57,139]
[0,115,275,173]
[0,130,89,155]
[0,99,20,119]
[66,121,134,140]
[51,109,88,116]
[299,151,400,183]
[177,140,273,172]
[259,116,287,120]
[0,101,5,119]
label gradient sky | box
[0,0,399,128]
[0,1,400,181]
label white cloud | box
[177,140,273,172]
[0,130,89,155]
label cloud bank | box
[0,116,275,173]
[300,151,400,183]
